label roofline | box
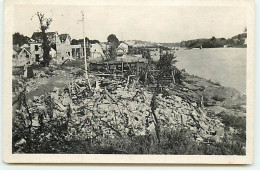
[19,48,31,55]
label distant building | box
[29,42,43,63]
[89,43,105,60]
[31,32,57,45]
[71,44,83,59]
[30,32,57,64]
[13,45,33,67]
[56,34,72,63]
[30,32,72,64]
[100,42,109,52]
[148,47,160,61]
[13,45,20,66]
[117,42,129,56]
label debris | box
[15,138,26,147]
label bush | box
[217,112,246,131]
[156,53,183,84]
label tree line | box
[180,33,247,48]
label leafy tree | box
[71,39,79,45]
[139,49,156,86]
[36,12,53,67]
[156,52,181,85]
[107,34,120,59]
[72,38,99,46]
[210,36,216,42]
[13,32,29,46]
[89,39,100,44]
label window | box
[35,54,39,62]
[35,45,39,51]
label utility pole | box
[79,11,91,89]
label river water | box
[174,48,246,94]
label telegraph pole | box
[80,11,91,89]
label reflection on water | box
[175,48,246,94]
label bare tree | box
[36,12,53,66]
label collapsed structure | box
[13,65,227,152]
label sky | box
[13,5,247,43]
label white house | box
[29,42,43,63]
[29,32,57,63]
[30,32,72,64]
[148,47,160,61]
[13,46,33,67]
[89,43,105,60]
[100,42,109,52]
[116,42,129,56]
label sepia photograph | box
[2,0,255,164]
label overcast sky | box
[14,5,247,43]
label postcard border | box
[2,0,255,164]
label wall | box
[56,36,72,63]
[30,43,43,63]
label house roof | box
[90,43,105,56]
[19,47,31,55]
[21,44,30,48]
[13,45,21,53]
[31,32,57,43]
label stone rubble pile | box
[15,76,226,145]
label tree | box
[140,49,154,86]
[36,12,53,67]
[13,32,29,47]
[210,36,216,42]
[107,34,120,59]
[156,52,181,85]
[89,39,100,44]
[71,39,79,45]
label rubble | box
[14,73,229,146]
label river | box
[174,48,246,94]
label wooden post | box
[81,11,91,90]
[171,70,176,84]
[201,96,204,109]
[121,61,124,76]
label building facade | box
[13,46,33,67]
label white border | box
[2,0,255,164]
